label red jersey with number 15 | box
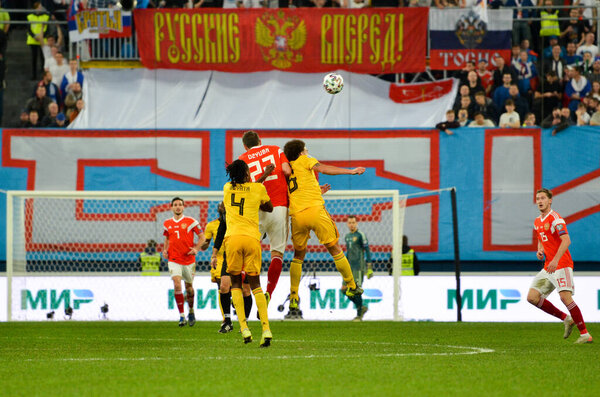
[163,216,202,265]
[534,210,573,270]
[239,145,289,207]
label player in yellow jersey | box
[223,159,274,346]
[283,139,366,319]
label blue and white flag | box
[429,8,512,70]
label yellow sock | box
[253,287,270,332]
[290,258,303,300]
[231,288,248,331]
[333,252,356,289]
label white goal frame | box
[6,190,403,321]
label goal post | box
[5,190,407,321]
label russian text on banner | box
[134,8,427,74]
[68,7,132,42]
[429,8,512,70]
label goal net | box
[6,190,405,321]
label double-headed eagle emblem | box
[455,10,487,49]
[255,11,307,69]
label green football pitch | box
[0,321,597,396]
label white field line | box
[1,337,495,361]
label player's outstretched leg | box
[327,246,363,297]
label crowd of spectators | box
[4,1,600,130]
[436,0,600,133]
[7,2,85,128]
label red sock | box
[566,301,588,334]
[267,256,283,296]
[537,297,567,320]
[174,292,185,315]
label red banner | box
[134,8,427,74]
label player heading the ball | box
[239,130,292,305]
[283,139,365,319]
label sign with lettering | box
[134,8,427,73]
[68,8,132,42]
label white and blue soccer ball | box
[323,73,344,94]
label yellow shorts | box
[225,235,262,276]
[210,253,224,282]
[291,205,339,251]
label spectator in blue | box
[504,0,534,48]
[493,72,513,110]
[36,70,61,105]
[564,42,583,67]
[60,58,84,98]
[565,65,591,112]
[542,36,565,60]
[515,50,537,98]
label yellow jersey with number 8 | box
[223,182,270,241]
[288,154,324,215]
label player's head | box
[217,201,225,215]
[242,130,261,150]
[535,188,553,213]
[226,159,250,186]
[347,215,358,232]
[170,197,184,216]
[283,139,306,162]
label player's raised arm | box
[256,163,275,183]
[313,163,365,176]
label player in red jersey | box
[528,188,592,344]
[238,131,292,304]
[162,197,206,327]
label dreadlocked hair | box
[226,159,249,187]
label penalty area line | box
[15,344,494,362]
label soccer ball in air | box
[323,73,344,94]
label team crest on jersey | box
[544,223,550,231]
[181,223,187,228]
[353,237,357,242]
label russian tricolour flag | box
[429,8,512,70]
[67,1,132,43]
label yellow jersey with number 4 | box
[288,154,324,215]
[223,182,270,241]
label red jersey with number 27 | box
[163,216,202,265]
[239,145,289,207]
[534,210,573,270]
